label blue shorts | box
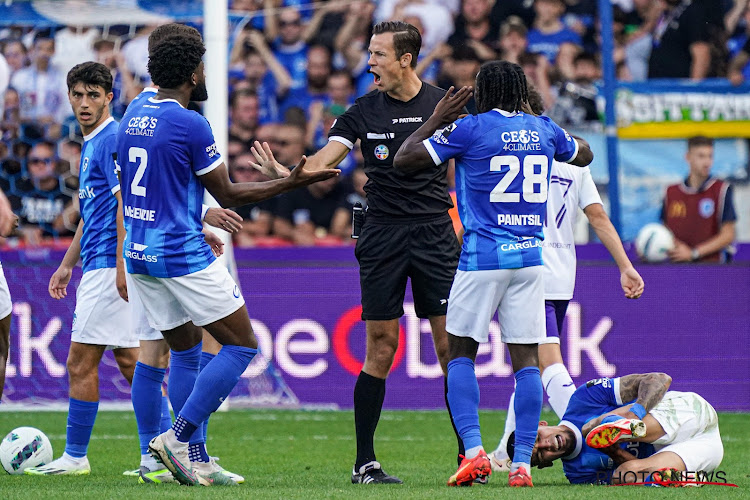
[541,299,569,345]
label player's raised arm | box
[200,157,340,208]
[394,85,473,173]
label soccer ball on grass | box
[0,427,53,474]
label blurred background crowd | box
[0,0,748,248]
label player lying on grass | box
[506,372,723,485]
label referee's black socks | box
[354,371,386,469]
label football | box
[0,427,53,474]
[635,223,675,262]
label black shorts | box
[354,214,459,320]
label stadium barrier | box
[2,247,748,411]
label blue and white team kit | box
[116,92,245,332]
[560,378,723,484]
[71,117,137,348]
[422,109,578,344]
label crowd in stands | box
[0,0,746,247]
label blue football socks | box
[178,345,257,442]
[65,398,99,458]
[131,362,167,454]
[199,352,216,445]
[512,366,543,468]
[168,343,202,443]
[446,357,483,456]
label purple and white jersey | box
[542,161,601,299]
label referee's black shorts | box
[354,214,459,321]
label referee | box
[260,21,461,484]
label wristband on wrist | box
[201,204,209,221]
[690,248,700,261]
[630,403,647,419]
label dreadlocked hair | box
[148,34,205,89]
[475,60,529,114]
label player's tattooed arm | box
[394,86,472,173]
[581,373,671,436]
[618,372,671,414]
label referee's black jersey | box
[328,82,453,220]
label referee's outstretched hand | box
[432,86,473,126]
[288,156,340,187]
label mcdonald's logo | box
[668,201,687,218]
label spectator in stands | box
[334,0,377,96]
[119,24,156,84]
[648,0,712,79]
[1,39,28,75]
[267,123,306,168]
[447,0,499,60]
[8,140,74,245]
[661,136,737,263]
[547,52,602,132]
[519,52,555,111]
[281,44,331,118]
[491,0,535,29]
[274,175,353,245]
[728,1,750,85]
[527,0,583,80]
[307,71,354,149]
[51,26,99,74]
[439,46,481,113]
[267,7,310,93]
[229,88,261,145]
[497,17,528,65]
[230,29,292,123]
[10,32,69,140]
[229,149,275,247]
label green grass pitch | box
[0,409,746,499]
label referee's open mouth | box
[370,69,382,86]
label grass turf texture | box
[0,410,746,499]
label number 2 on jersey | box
[129,147,148,197]
[490,154,548,203]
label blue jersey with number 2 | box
[424,109,578,271]
[116,96,222,277]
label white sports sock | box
[495,392,516,456]
[61,452,86,464]
[140,453,159,470]
[510,462,531,474]
[464,445,484,459]
[542,363,575,419]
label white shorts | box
[0,262,12,319]
[446,266,545,344]
[71,267,138,348]
[650,391,723,472]
[129,259,245,331]
[126,274,163,341]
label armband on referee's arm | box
[201,204,210,221]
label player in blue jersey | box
[394,61,593,487]
[507,373,724,485]
[117,32,337,486]
[26,62,140,476]
[489,88,644,473]
[118,23,246,486]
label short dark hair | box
[230,88,258,108]
[688,136,713,149]
[475,60,529,114]
[372,21,421,68]
[33,30,54,46]
[148,34,205,89]
[574,52,598,66]
[148,23,202,53]
[67,61,113,94]
[500,16,528,39]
